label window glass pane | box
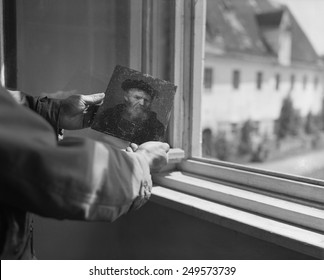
[201,0,324,180]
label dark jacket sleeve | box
[0,87,152,221]
[22,94,62,135]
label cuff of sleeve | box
[128,153,153,212]
[37,97,63,137]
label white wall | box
[16,0,130,96]
[202,54,324,136]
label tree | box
[238,120,254,155]
[276,95,301,139]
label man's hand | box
[135,142,170,172]
[126,143,139,153]
[58,93,105,130]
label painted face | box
[124,88,153,115]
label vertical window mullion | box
[190,0,206,157]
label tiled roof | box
[206,0,319,64]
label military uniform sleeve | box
[0,87,152,222]
[22,93,63,136]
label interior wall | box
[33,201,315,260]
[16,0,130,96]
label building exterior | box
[202,0,324,140]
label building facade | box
[202,0,324,140]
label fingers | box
[161,142,170,153]
[135,141,170,172]
[130,143,139,152]
[83,105,100,127]
[81,93,105,128]
[125,143,139,153]
[82,92,105,105]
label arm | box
[0,87,157,222]
[21,92,105,133]
[23,94,62,134]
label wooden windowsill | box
[151,171,324,259]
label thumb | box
[161,142,170,153]
[82,92,105,105]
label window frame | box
[154,0,324,258]
[167,0,324,188]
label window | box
[314,76,319,90]
[275,73,280,91]
[303,75,308,90]
[290,74,295,90]
[256,71,263,90]
[231,122,238,134]
[199,0,324,182]
[162,0,322,259]
[232,70,240,89]
[177,0,324,257]
[204,67,213,89]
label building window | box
[204,67,213,89]
[256,71,263,90]
[232,70,240,89]
[231,122,238,134]
[303,75,308,90]
[314,76,319,90]
[290,74,295,90]
[275,73,280,91]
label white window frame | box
[150,0,324,259]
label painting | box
[91,65,177,145]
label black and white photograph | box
[92,65,176,144]
[1,0,324,276]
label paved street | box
[247,149,324,179]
